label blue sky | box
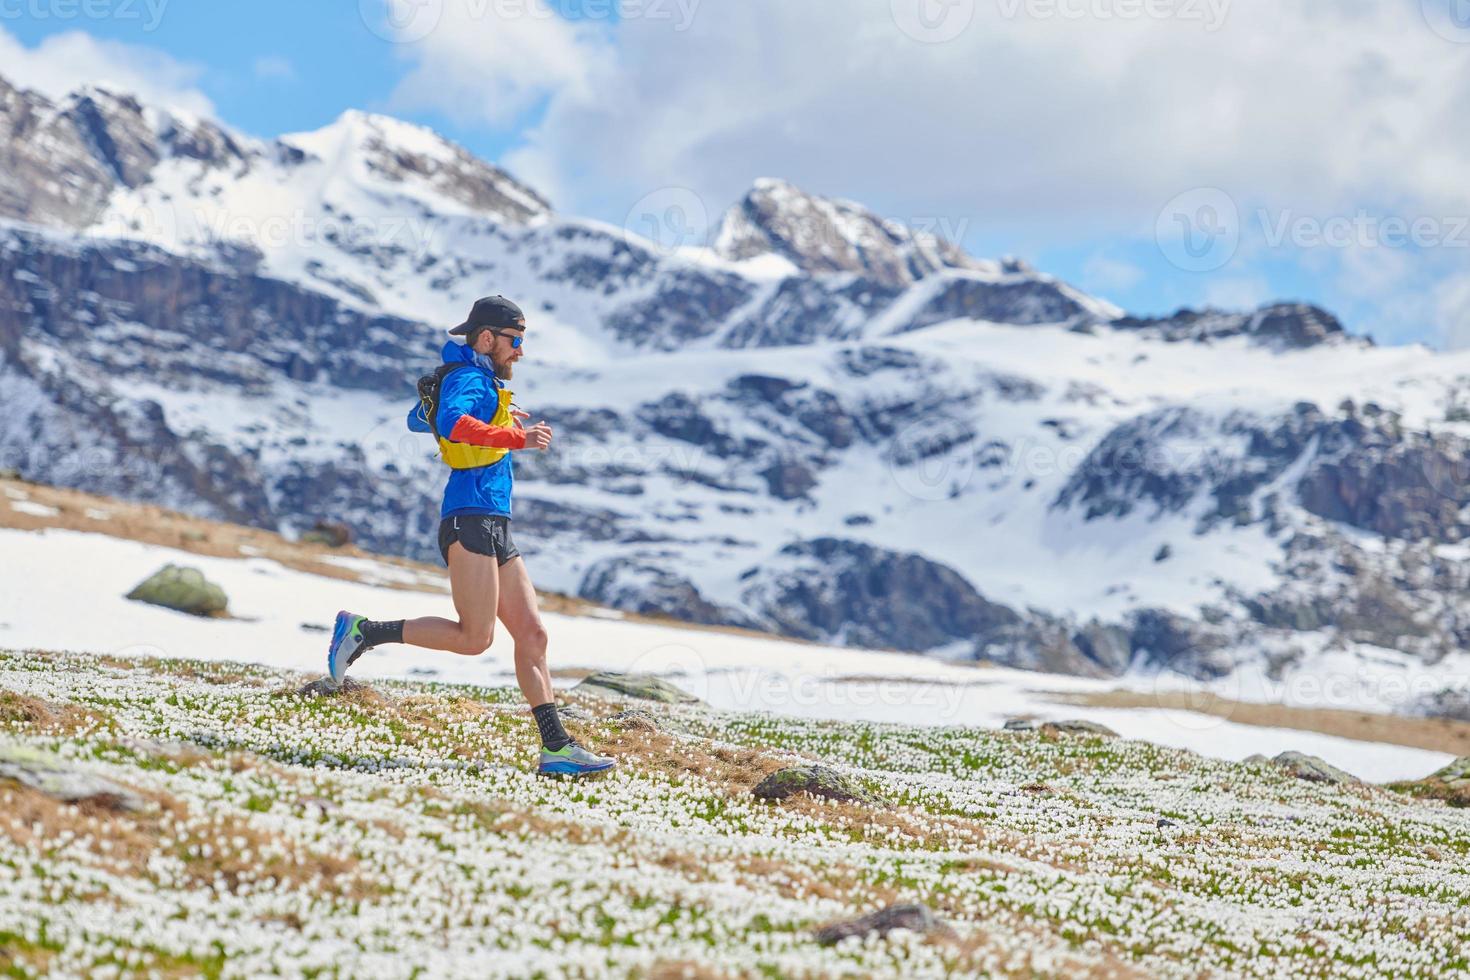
[3,1,1469,348]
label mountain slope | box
[3,71,1470,709]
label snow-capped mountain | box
[5,71,1470,714]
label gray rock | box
[578,557,756,629]
[1002,718,1036,732]
[739,537,1021,655]
[1271,751,1358,784]
[126,564,229,617]
[1392,756,1470,807]
[0,744,146,812]
[295,677,374,698]
[814,903,956,946]
[1040,719,1119,738]
[574,671,700,704]
[1156,817,1178,828]
[752,765,883,806]
[1242,753,1272,766]
[606,708,661,731]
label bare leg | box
[401,543,499,655]
[495,556,553,706]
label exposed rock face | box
[712,178,986,287]
[578,558,753,629]
[1126,609,1235,679]
[739,537,1022,653]
[348,111,551,224]
[752,765,883,806]
[1111,303,1353,350]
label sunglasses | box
[492,329,523,349]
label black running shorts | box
[438,514,520,566]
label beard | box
[493,359,514,380]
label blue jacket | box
[406,341,515,519]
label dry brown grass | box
[1050,689,1470,757]
[0,774,370,899]
[0,688,108,735]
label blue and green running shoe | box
[538,740,616,777]
[327,610,367,685]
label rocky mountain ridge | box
[2,71,1468,713]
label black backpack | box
[416,363,469,439]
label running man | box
[325,295,615,777]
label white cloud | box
[0,26,213,115]
[380,0,615,129]
[253,55,296,81]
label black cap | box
[449,295,525,336]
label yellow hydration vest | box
[438,386,515,470]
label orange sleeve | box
[448,415,528,449]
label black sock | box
[359,619,404,650]
[532,702,572,751]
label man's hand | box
[509,408,531,426]
[523,421,554,450]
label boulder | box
[1390,756,1470,807]
[1040,719,1119,738]
[814,903,956,946]
[1002,718,1036,732]
[126,564,229,617]
[300,520,352,548]
[0,744,146,812]
[295,677,374,698]
[1271,751,1358,784]
[752,765,883,806]
[574,671,700,704]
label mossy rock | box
[0,744,146,812]
[126,564,229,617]
[1389,755,1470,807]
[574,671,699,704]
[1040,719,1119,738]
[814,903,955,946]
[752,764,883,806]
[1271,751,1358,784]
